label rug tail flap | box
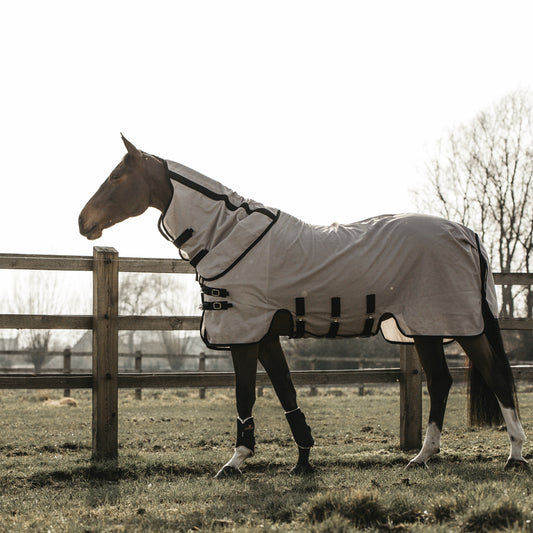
[380,317,414,343]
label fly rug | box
[78,137,528,476]
[159,160,498,347]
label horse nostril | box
[78,214,88,232]
[79,213,95,236]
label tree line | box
[415,89,533,319]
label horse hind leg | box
[498,399,528,470]
[407,336,453,468]
[457,334,527,469]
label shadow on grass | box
[2,457,220,490]
[0,442,91,457]
[4,448,530,492]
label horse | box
[79,135,527,476]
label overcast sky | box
[2,1,533,260]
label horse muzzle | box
[78,213,103,240]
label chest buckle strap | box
[173,228,194,248]
[201,286,229,298]
[201,301,233,311]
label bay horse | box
[79,135,527,475]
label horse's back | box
[202,212,493,345]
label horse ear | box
[121,134,141,159]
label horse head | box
[79,135,169,240]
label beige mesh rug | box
[158,160,498,349]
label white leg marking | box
[497,400,527,462]
[408,422,441,466]
[223,445,253,472]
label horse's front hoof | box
[406,460,428,469]
[215,465,243,479]
[504,458,529,471]
[290,463,315,475]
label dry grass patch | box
[306,489,426,529]
[462,499,524,532]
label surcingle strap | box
[294,297,306,338]
[361,294,376,336]
[201,286,229,298]
[201,301,233,310]
[236,416,255,453]
[327,297,341,338]
[173,228,194,248]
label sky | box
[2,1,533,261]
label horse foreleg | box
[258,334,315,474]
[407,336,453,468]
[215,343,259,478]
[457,334,527,469]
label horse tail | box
[467,302,518,427]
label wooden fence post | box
[399,344,422,450]
[358,357,365,396]
[92,247,119,460]
[309,358,318,396]
[198,353,206,399]
[63,347,71,398]
[135,350,142,400]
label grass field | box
[1,384,533,532]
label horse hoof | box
[290,463,315,475]
[504,458,529,471]
[215,465,243,479]
[406,460,428,469]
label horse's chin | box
[80,218,117,240]
[86,231,103,240]
[81,225,103,240]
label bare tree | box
[158,278,200,370]
[8,272,64,371]
[415,90,533,318]
[119,273,167,354]
[119,273,200,368]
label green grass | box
[1,386,533,531]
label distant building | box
[0,335,18,351]
[0,335,19,369]
[71,330,229,371]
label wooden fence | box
[1,248,533,460]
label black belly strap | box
[361,294,376,336]
[294,297,306,338]
[327,297,341,338]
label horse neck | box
[145,155,173,212]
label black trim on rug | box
[167,168,278,221]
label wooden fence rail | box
[1,249,533,458]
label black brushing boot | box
[285,408,315,474]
